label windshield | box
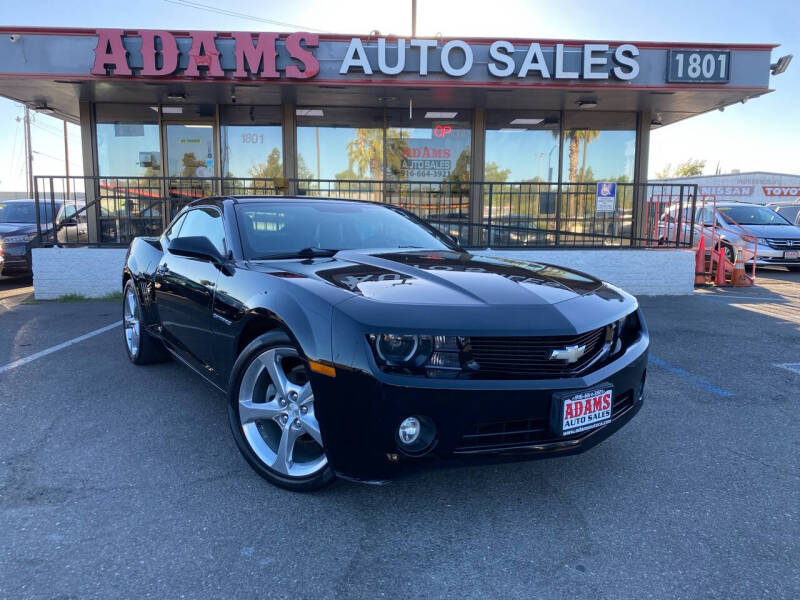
[0,201,60,224]
[718,205,792,226]
[235,202,454,259]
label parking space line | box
[775,363,800,376]
[648,355,733,397]
[0,321,121,375]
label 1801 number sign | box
[667,50,730,83]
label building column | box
[281,103,297,195]
[632,111,651,245]
[78,101,100,243]
[468,107,486,246]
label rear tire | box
[123,279,170,365]
[227,330,336,492]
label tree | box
[247,147,283,179]
[655,158,706,179]
[577,130,600,181]
[447,149,471,183]
[674,158,706,177]
[484,161,511,182]
[180,152,205,177]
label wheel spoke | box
[127,291,136,318]
[297,382,313,406]
[239,400,283,424]
[299,412,323,446]
[272,423,302,475]
[261,349,290,398]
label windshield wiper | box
[251,247,340,260]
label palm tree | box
[577,130,600,182]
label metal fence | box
[33,175,697,249]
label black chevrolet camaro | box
[122,196,648,491]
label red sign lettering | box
[91,29,132,76]
[140,30,179,77]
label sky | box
[0,0,797,191]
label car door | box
[155,206,226,373]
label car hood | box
[253,250,607,306]
[730,223,800,239]
[0,223,37,236]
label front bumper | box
[311,332,649,482]
[0,243,31,273]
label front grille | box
[469,326,608,379]
[765,238,800,250]
[454,391,634,453]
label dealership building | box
[0,27,784,296]
[660,171,800,205]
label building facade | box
[0,27,785,296]
[659,172,800,205]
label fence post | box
[675,186,684,248]
[487,183,493,247]
[687,185,697,248]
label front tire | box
[227,330,336,492]
[123,279,170,365]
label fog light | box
[398,417,421,445]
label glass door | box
[164,123,217,217]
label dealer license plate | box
[784,251,799,260]
[552,387,613,436]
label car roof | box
[189,195,387,208]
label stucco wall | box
[32,247,127,300]
[32,247,695,300]
[476,249,695,296]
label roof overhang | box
[0,27,778,126]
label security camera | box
[9,34,21,43]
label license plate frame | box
[784,250,799,260]
[550,385,614,437]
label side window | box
[164,213,187,242]
[176,208,226,255]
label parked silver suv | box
[660,201,800,269]
[767,201,800,227]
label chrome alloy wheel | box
[238,347,327,478]
[124,286,140,357]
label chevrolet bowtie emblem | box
[549,344,587,364]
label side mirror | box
[168,236,223,264]
[444,233,461,248]
[59,218,78,228]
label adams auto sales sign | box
[90,29,645,82]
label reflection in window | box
[485,112,560,183]
[297,109,384,182]
[385,109,471,183]
[296,108,472,184]
[221,126,283,179]
[96,123,161,177]
[166,125,215,178]
[561,112,636,183]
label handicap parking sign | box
[596,182,616,212]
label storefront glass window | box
[166,124,215,178]
[296,107,384,182]
[485,111,560,183]
[220,106,282,179]
[385,110,471,182]
[560,112,636,183]
[96,107,161,178]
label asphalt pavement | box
[0,270,798,599]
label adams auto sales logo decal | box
[561,388,612,435]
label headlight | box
[368,334,471,377]
[370,334,433,366]
[756,238,768,246]
[2,233,37,244]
